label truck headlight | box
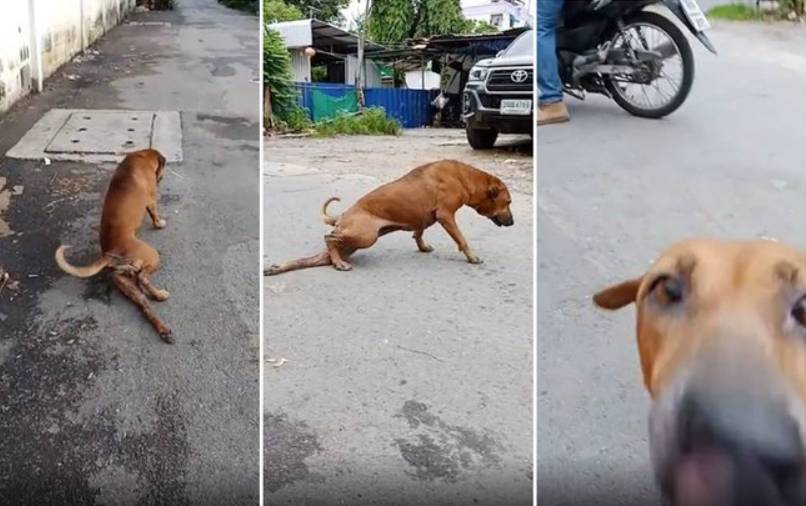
[468,66,488,82]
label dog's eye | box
[649,275,684,305]
[791,296,806,327]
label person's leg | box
[537,0,564,105]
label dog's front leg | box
[437,211,482,264]
[146,201,167,229]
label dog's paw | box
[467,256,484,265]
[154,218,167,229]
[154,289,170,301]
[333,262,353,272]
[264,265,281,276]
[159,328,175,344]
[418,244,434,253]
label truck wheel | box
[466,127,498,150]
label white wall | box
[0,0,135,114]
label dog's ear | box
[487,187,500,200]
[593,277,643,310]
[156,152,166,171]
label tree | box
[264,27,298,125]
[367,0,474,46]
[264,0,304,22]
[286,0,349,22]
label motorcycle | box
[556,0,716,118]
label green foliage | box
[707,3,763,20]
[368,0,477,45]
[781,0,805,14]
[264,27,298,122]
[313,108,401,137]
[218,0,257,13]
[286,0,349,22]
[264,0,304,21]
[311,66,328,82]
[368,0,415,44]
[274,106,314,132]
[468,19,499,34]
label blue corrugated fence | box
[294,82,434,128]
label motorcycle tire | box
[466,127,498,150]
[604,11,695,119]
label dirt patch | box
[264,129,534,195]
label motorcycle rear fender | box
[658,0,718,54]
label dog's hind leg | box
[137,270,170,301]
[413,230,433,253]
[111,272,173,343]
[264,251,331,276]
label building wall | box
[0,0,135,114]
[463,0,529,30]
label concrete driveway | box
[537,20,806,504]
[264,130,533,505]
[0,1,259,503]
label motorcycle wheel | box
[604,11,694,119]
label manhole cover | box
[7,109,182,163]
[46,111,155,156]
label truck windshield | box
[503,30,534,57]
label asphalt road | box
[263,131,533,505]
[537,21,806,504]
[0,1,259,503]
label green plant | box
[313,108,401,137]
[264,0,304,21]
[218,0,257,13]
[368,0,472,45]
[707,3,763,20]
[264,27,298,122]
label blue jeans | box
[537,0,564,104]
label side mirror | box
[496,50,504,57]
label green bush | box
[264,27,299,122]
[218,0,258,13]
[313,108,401,137]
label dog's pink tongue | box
[675,450,733,506]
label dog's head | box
[133,149,167,183]
[475,175,513,227]
[594,239,806,505]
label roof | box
[267,19,386,54]
[370,26,529,63]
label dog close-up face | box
[476,178,514,227]
[594,239,806,506]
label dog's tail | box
[55,245,110,278]
[321,197,341,226]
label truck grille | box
[486,68,533,92]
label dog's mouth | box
[490,215,513,227]
[651,399,806,506]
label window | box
[490,13,503,27]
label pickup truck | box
[462,29,534,149]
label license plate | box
[680,0,711,32]
[500,99,532,116]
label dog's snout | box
[679,384,803,472]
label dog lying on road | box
[595,239,806,506]
[55,149,173,342]
[265,160,514,275]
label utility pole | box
[356,0,371,109]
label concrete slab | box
[6,109,183,163]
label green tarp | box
[311,88,358,122]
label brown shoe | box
[537,102,570,126]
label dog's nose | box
[678,384,803,475]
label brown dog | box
[594,239,806,505]
[55,149,173,342]
[265,160,514,275]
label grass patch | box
[218,0,258,13]
[313,108,402,137]
[707,3,764,20]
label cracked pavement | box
[0,1,259,503]
[263,131,534,505]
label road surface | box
[0,1,259,503]
[264,130,534,505]
[537,20,806,505]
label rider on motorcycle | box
[537,0,612,126]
